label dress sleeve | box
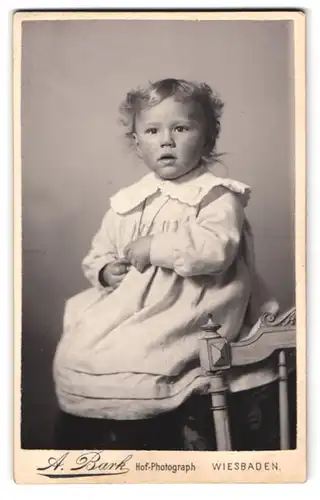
[82,208,119,289]
[149,190,245,277]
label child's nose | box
[160,129,175,147]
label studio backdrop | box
[20,19,295,448]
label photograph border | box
[13,9,306,484]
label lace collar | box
[110,166,251,214]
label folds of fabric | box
[53,170,279,419]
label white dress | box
[53,166,279,420]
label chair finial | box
[201,314,222,335]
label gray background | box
[21,19,295,448]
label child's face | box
[134,97,206,180]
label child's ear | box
[133,133,142,157]
[133,132,139,146]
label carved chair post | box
[278,350,290,449]
[199,315,232,451]
[199,308,296,451]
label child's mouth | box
[158,154,176,163]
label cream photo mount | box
[13,10,306,484]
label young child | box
[53,78,280,451]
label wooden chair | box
[199,307,296,450]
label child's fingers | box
[113,265,127,275]
[120,262,131,273]
[117,258,131,265]
[119,259,132,272]
[112,277,124,287]
[112,271,130,288]
[111,261,131,275]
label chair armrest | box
[199,307,296,373]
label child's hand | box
[124,236,153,273]
[102,259,131,289]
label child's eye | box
[145,127,158,134]
[175,125,189,132]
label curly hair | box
[119,78,224,164]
